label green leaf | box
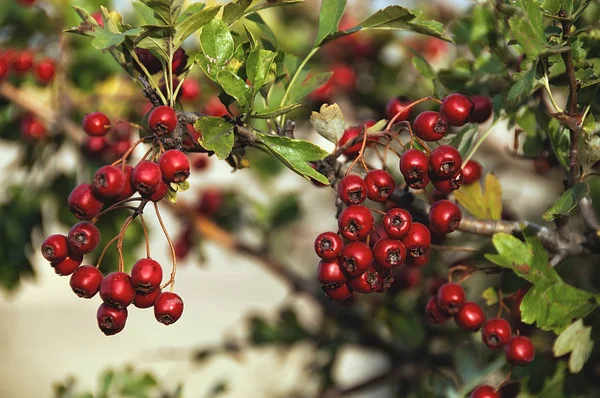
[200,19,235,65]
[360,5,415,29]
[485,232,532,272]
[548,122,570,170]
[508,0,546,58]
[309,103,345,144]
[195,117,235,160]
[140,0,184,25]
[245,13,279,48]
[541,0,573,14]
[288,72,332,104]
[412,53,436,79]
[481,287,499,306]
[174,5,221,48]
[543,182,589,221]
[254,133,329,184]
[223,0,252,26]
[246,49,277,91]
[90,30,126,50]
[314,0,346,46]
[252,103,302,119]
[132,1,156,24]
[246,0,304,15]
[217,71,254,111]
[507,62,538,100]
[553,319,594,373]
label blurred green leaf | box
[553,319,594,373]
[508,62,538,100]
[140,0,184,25]
[543,182,589,221]
[288,72,332,104]
[314,0,346,46]
[270,195,301,228]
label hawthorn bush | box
[1,0,600,397]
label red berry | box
[505,336,535,365]
[393,266,422,290]
[400,149,430,189]
[82,112,111,137]
[386,97,412,123]
[0,58,8,80]
[193,154,210,170]
[440,93,474,126]
[18,0,37,6]
[115,165,135,201]
[133,48,162,74]
[337,174,367,205]
[204,96,229,117]
[470,385,499,398]
[67,221,100,255]
[338,126,362,157]
[12,51,33,72]
[455,302,486,332]
[134,288,161,309]
[68,184,104,221]
[373,238,406,269]
[154,292,184,325]
[425,296,451,324]
[34,58,56,83]
[330,63,356,92]
[110,139,131,160]
[338,205,374,241]
[92,165,126,199]
[429,200,462,234]
[171,47,188,75]
[99,272,136,309]
[97,303,128,336]
[481,318,512,349]
[131,258,163,294]
[314,232,343,261]
[429,145,462,179]
[382,208,412,240]
[181,78,200,100]
[412,111,447,141]
[82,136,108,157]
[148,106,177,134]
[340,241,373,277]
[364,169,395,202]
[436,283,465,315]
[431,169,464,194]
[348,267,382,294]
[69,265,103,298]
[41,234,69,262]
[323,284,352,301]
[51,254,83,276]
[469,95,493,124]
[406,251,429,267]
[462,160,483,185]
[147,180,169,202]
[159,150,190,183]
[317,259,347,289]
[402,222,431,259]
[20,115,46,141]
[131,161,162,196]
[197,189,223,215]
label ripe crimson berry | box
[314,232,343,261]
[425,296,451,324]
[338,126,362,157]
[147,180,169,202]
[41,234,69,262]
[505,336,535,365]
[400,149,430,189]
[12,51,33,72]
[431,169,464,194]
[68,183,104,221]
[131,258,163,294]
[406,251,429,267]
[373,238,406,269]
[402,222,431,258]
[154,292,184,325]
[386,97,412,123]
[462,160,483,185]
[82,112,111,137]
[412,111,447,141]
[393,266,422,290]
[51,254,83,276]
[132,161,162,196]
[429,145,462,179]
[337,174,367,205]
[436,283,465,315]
[67,221,100,255]
[440,93,474,126]
[197,189,223,215]
[455,302,486,331]
[330,63,356,93]
[364,169,395,202]
[469,95,493,124]
[193,154,210,170]
[382,208,412,239]
[99,272,136,309]
[110,139,131,159]
[338,205,374,241]
[82,136,108,157]
[92,165,126,199]
[323,284,352,301]
[340,241,373,277]
[429,200,462,234]
[481,318,512,348]
[470,385,499,398]
[159,150,190,183]
[148,106,177,135]
[134,288,161,309]
[348,267,382,294]
[181,78,200,100]
[317,259,347,289]
[20,115,46,141]
[97,303,128,336]
[0,58,8,80]
[172,47,188,75]
[115,165,135,201]
[34,58,56,83]
[69,265,103,298]
[133,48,162,74]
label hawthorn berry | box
[92,165,126,199]
[148,106,177,134]
[323,284,352,301]
[338,205,374,241]
[504,336,535,365]
[429,145,462,179]
[400,149,429,189]
[431,169,464,194]
[402,222,431,258]
[131,258,163,294]
[440,93,474,126]
[412,111,447,141]
[406,251,429,267]
[82,136,108,157]
[181,78,200,100]
[373,238,406,269]
[0,58,8,80]
[337,174,367,206]
[470,385,499,398]
[99,272,136,309]
[34,58,56,83]
[20,115,46,141]
[340,241,373,277]
[115,165,135,201]
[469,95,493,124]
[338,121,375,157]
[69,265,103,298]
[159,150,190,183]
[382,208,412,240]
[171,47,188,75]
[386,97,412,122]
[193,154,210,170]
[425,296,451,324]
[133,48,162,74]
[146,180,169,202]
[481,318,512,349]
[41,234,69,262]
[436,283,465,315]
[67,221,100,255]
[131,161,162,196]
[197,189,223,215]
[12,51,33,72]
[97,303,128,336]
[348,267,382,294]
[364,170,395,202]
[133,288,161,309]
[82,112,111,137]
[317,259,347,289]
[314,232,343,261]
[429,200,462,234]
[67,183,104,221]
[51,254,83,276]
[154,292,184,325]
[454,302,486,332]
[462,160,483,185]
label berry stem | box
[385,96,441,130]
[139,213,150,258]
[95,235,120,269]
[111,136,150,169]
[117,216,134,272]
[447,264,471,283]
[431,244,480,253]
[345,125,371,175]
[155,202,177,292]
[92,197,145,222]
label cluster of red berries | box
[0,48,56,84]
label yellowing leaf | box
[483,173,503,220]
[454,181,489,219]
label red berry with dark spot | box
[132,160,162,196]
[469,95,493,124]
[406,251,429,267]
[314,232,343,261]
[373,238,406,269]
[400,149,430,189]
[382,208,412,239]
[115,165,135,201]
[69,265,103,298]
[429,145,462,179]
[386,97,412,123]
[317,259,347,289]
[462,160,483,185]
[402,222,431,259]
[134,288,161,309]
[20,115,46,141]
[431,169,464,194]
[505,336,535,365]
[323,284,352,301]
[99,272,136,309]
[51,254,83,276]
[131,258,163,294]
[481,318,512,349]
[470,385,499,398]
[154,292,184,325]
[348,267,382,294]
[92,165,126,199]
[426,296,451,324]
[148,106,177,135]
[455,302,486,332]
[337,174,367,205]
[35,58,56,83]
[159,150,190,183]
[67,221,100,255]
[12,51,33,72]
[340,241,373,277]
[364,169,395,202]
[68,184,104,221]
[440,93,474,126]
[133,48,162,74]
[82,112,111,137]
[429,200,462,234]
[181,79,201,100]
[41,234,69,262]
[436,283,465,315]
[338,205,374,241]
[97,303,128,336]
[413,111,447,141]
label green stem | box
[278,47,319,124]
[462,115,504,166]
[168,37,174,108]
[130,49,168,106]
[540,74,563,113]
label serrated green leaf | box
[487,232,532,271]
[217,71,254,111]
[481,287,499,306]
[553,319,594,373]
[543,182,589,221]
[508,62,538,100]
[195,117,235,160]
[359,5,415,29]
[482,173,502,221]
[246,49,276,91]
[252,103,301,119]
[223,0,252,26]
[140,0,184,25]
[200,19,235,65]
[174,5,221,48]
[508,0,546,58]
[314,0,346,46]
[288,72,332,104]
[309,103,345,144]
